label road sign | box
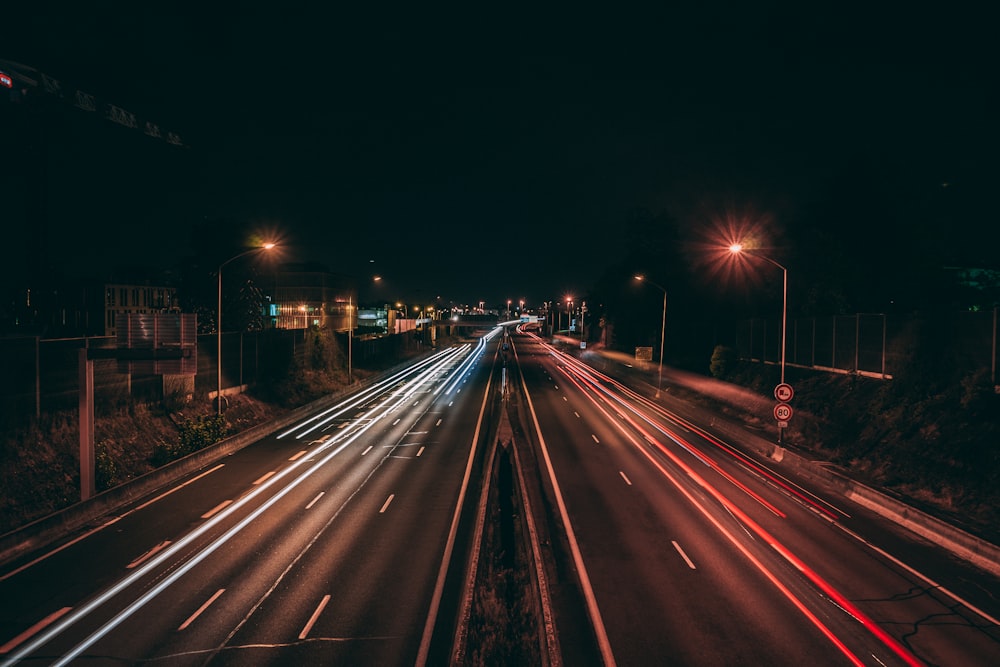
[773,403,793,422]
[774,383,794,402]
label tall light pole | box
[217,243,276,415]
[634,275,667,398]
[729,243,789,444]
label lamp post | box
[634,275,667,398]
[347,293,353,384]
[217,243,275,415]
[729,243,789,444]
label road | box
[509,329,1000,666]
[0,334,502,666]
[3,325,1000,666]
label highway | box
[509,329,1000,666]
[0,333,502,666]
[3,324,1000,666]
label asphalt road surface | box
[509,329,1000,666]
[1,335,501,666]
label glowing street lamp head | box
[729,243,743,254]
[634,275,644,282]
[262,242,276,250]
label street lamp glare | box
[729,243,743,254]
[634,275,644,281]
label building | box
[104,283,180,337]
[264,263,356,331]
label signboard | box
[0,72,12,89]
[773,403,793,422]
[774,383,794,402]
[635,346,653,361]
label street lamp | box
[729,243,789,443]
[634,275,667,398]
[217,242,276,415]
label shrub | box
[709,344,737,379]
[151,414,228,467]
[95,441,122,490]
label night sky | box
[3,4,996,308]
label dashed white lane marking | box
[0,606,72,653]
[299,594,331,639]
[253,471,276,485]
[306,492,324,509]
[178,589,225,631]
[201,500,233,519]
[592,434,600,443]
[127,540,171,569]
[380,494,395,513]
[672,541,697,569]
[619,471,632,486]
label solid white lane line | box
[299,594,331,640]
[672,541,697,570]
[416,446,425,457]
[289,450,307,461]
[380,494,395,513]
[592,434,600,443]
[362,446,373,456]
[127,541,171,569]
[0,607,72,654]
[178,589,225,631]
[306,492,324,509]
[520,374,617,666]
[253,471,276,485]
[619,471,632,486]
[201,500,233,519]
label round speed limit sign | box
[773,403,793,422]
